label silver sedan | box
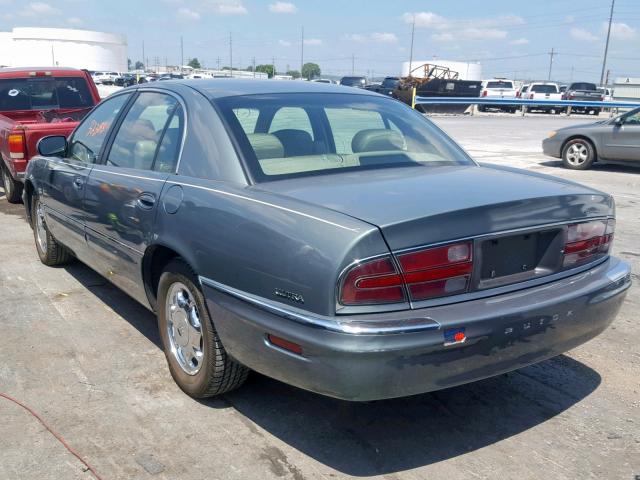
[543,106,640,169]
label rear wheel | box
[562,138,595,170]
[157,259,249,398]
[2,164,23,204]
[31,195,73,266]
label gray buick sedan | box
[543,106,640,170]
[24,80,630,401]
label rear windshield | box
[216,93,473,182]
[570,82,597,91]
[381,78,399,88]
[486,81,514,89]
[340,77,366,86]
[530,84,558,93]
[0,77,93,111]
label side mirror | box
[37,135,67,157]
[614,117,624,127]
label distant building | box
[613,77,640,100]
[401,60,482,81]
[0,27,127,72]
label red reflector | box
[454,331,466,342]
[267,334,303,355]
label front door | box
[42,92,132,259]
[83,91,184,304]
[602,110,640,161]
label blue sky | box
[1,0,639,82]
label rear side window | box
[0,77,94,111]
[106,92,180,171]
[68,93,131,163]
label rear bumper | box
[202,257,630,401]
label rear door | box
[41,92,132,258]
[602,110,640,161]
[83,90,184,303]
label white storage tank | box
[0,27,127,72]
[401,60,482,81]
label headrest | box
[271,129,314,157]
[246,133,284,160]
[351,129,405,153]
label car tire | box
[562,138,596,170]
[157,258,249,398]
[31,195,73,266]
[478,105,486,112]
[2,164,23,204]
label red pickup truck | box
[1,67,100,202]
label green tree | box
[188,57,201,69]
[127,58,132,70]
[286,70,301,79]
[301,62,320,80]
[134,61,144,70]
[255,64,275,78]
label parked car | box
[0,67,100,202]
[525,82,564,113]
[543,106,640,170]
[562,82,603,115]
[92,71,119,85]
[366,77,400,96]
[479,78,518,113]
[516,83,530,98]
[114,73,137,87]
[24,80,630,401]
[340,76,367,88]
[311,78,334,84]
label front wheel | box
[157,259,249,398]
[2,165,23,204]
[562,138,595,170]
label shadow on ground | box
[540,159,640,174]
[64,261,601,477]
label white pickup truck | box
[479,79,518,113]
[525,82,564,113]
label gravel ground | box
[0,113,638,480]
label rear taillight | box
[398,242,473,301]
[569,94,575,100]
[339,242,473,306]
[339,257,405,305]
[529,93,534,99]
[8,133,25,159]
[482,90,487,97]
[563,219,614,267]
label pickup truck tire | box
[2,164,23,204]
[562,138,595,170]
[157,259,249,398]
[31,195,73,266]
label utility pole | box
[272,56,276,78]
[252,57,256,77]
[600,0,615,86]
[408,13,415,76]
[300,26,304,78]
[229,32,233,77]
[547,47,555,81]
[142,41,145,71]
[51,45,55,66]
[216,56,220,71]
[570,65,574,83]
[180,36,184,70]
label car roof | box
[0,66,86,78]
[154,78,379,99]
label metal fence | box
[414,96,640,111]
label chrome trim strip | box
[89,168,166,182]
[198,276,441,335]
[175,181,360,232]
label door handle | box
[137,192,156,210]
[73,177,84,189]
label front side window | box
[217,93,473,182]
[69,93,131,163]
[106,92,179,171]
[622,108,640,125]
